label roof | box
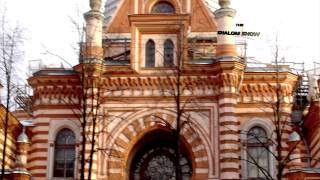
[104,0,119,27]
[32,68,77,76]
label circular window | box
[151,2,175,13]
[129,130,192,180]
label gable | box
[190,0,217,32]
[105,0,217,33]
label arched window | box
[145,39,155,67]
[247,127,270,179]
[53,128,76,178]
[151,1,175,13]
[163,39,174,67]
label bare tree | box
[146,22,215,179]
[240,38,310,180]
[0,7,24,179]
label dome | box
[17,128,29,143]
[288,131,301,142]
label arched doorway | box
[129,129,193,180]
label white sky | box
[2,0,320,74]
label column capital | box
[219,0,231,8]
[214,7,236,19]
[84,10,104,21]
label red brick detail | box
[219,112,236,117]
[219,103,237,108]
[31,173,46,177]
[109,149,124,158]
[31,139,48,144]
[33,114,79,119]
[221,167,240,173]
[28,156,47,162]
[31,131,49,136]
[195,161,209,168]
[220,130,239,135]
[193,173,208,180]
[29,148,48,154]
[220,140,239,144]
[32,122,50,126]
[220,121,240,126]
[220,149,239,154]
[122,127,133,141]
[193,149,207,159]
[29,165,47,170]
[107,173,124,180]
[114,138,129,149]
[130,121,142,135]
[220,157,239,163]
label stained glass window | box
[145,39,155,67]
[247,127,270,179]
[54,128,76,178]
[164,39,174,67]
[131,147,192,180]
[151,2,175,13]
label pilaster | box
[217,68,242,180]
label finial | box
[17,126,29,143]
[219,0,231,8]
[90,0,102,11]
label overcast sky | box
[2,0,320,74]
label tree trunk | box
[175,68,182,180]
[80,70,87,180]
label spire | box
[17,126,29,143]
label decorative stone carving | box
[219,0,230,8]
[90,0,102,11]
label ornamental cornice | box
[100,75,221,97]
[214,7,236,19]
[28,73,79,87]
[240,83,294,96]
[218,73,239,87]
[33,85,82,100]
[100,75,219,89]
[243,71,299,84]
[238,82,295,104]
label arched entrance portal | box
[129,129,193,180]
